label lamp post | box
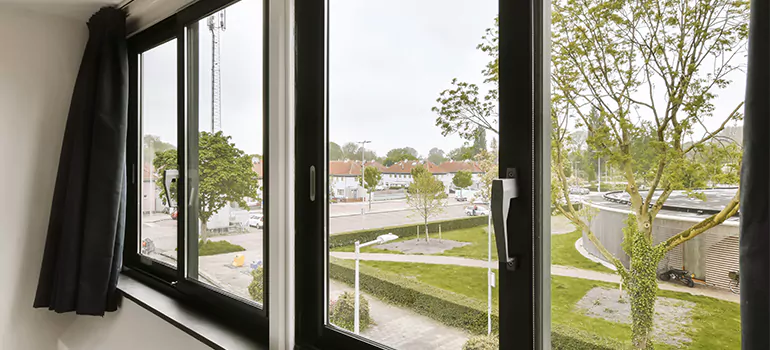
[358,140,371,201]
[354,233,398,334]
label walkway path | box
[329,280,470,350]
[329,252,739,303]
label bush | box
[329,291,373,332]
[329,216,488,248]
[248,266,264,303]
[198,240,246,256]
[330,258,627,349]
[463,334,499,350]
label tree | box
[363,165,382,210]
[447,145,475,161]
[384,147,419,166]
[452,170,473,189]
[435,2,748,346]
[550,1,747,347]
[427,147,447,164]
[154,131,260,241]
[472,128,487,155]
[143,134,175,161]
[329,142,343,161]
[341,142,377,161]
[406,165,446,242]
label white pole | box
[598,157,601,192]
[487,210,492,335]
[355,240,361,335]
[439,224,442,242]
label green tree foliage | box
[406,166,447,242]
[452,170,474,189]
[384,147,419,166]
[448,145,476,161]
[248,265,264,304]
[153,149,179,206]
[143,134,175,162]
[154,132,260,241]
[341,142,378,161]
[427,147,447,164]
[329,142,343,161]
[550,1,748,347]
[472,128,487,154]
[363,165,382,209]
[329,292,373,332]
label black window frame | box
[293,0,545,349]
[124,0,270,342]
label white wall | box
[0,6,207,350]
[0,7,86,348]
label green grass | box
[362,261,740,349]
[198,240,246,256]
[552,229,612,273]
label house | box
[141,163,165,213]
[329,160,386,200]
[381,159,485,194]
[435,160,485,192]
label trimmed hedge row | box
[330,257,626,350]
[329,215,488,248]
[330,257,496,334]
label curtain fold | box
[741,0,770,348]
[33,7,128,316]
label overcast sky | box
[141,0,745,158]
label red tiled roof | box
[252,159,264,178]
[329,160,385,176]
[437,160,483,173]
[383,160,444,174]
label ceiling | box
[0,0,124,21]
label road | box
[330,204,471,234]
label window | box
[125,0,268,341]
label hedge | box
[330,257,627,349]
[330,215,488,248]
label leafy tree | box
[472,128,487,155]
[341,142,378,161]
[406,165,446,242]
[384,147,419,166]
[153,149,178,207]
[154,131,260,241]
[475,139,497,203]
[447,145,475,161]
[248,265,264,304]
[452,170,473,189]
[143,134,175,162]
[329,142,343,161]
[550,1,747,347]
[435,1,748,346]
[427,147,447,164]
[363,165,382,210]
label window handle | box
[310,165,316,202]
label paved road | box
[329,252,739,303]
[330,205,473,234]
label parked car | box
[248,214,264,229]
[569,187,590,195]
[464,205,490,216]
[456,196,468,202]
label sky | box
[141,0,746,158]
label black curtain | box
[741,0,770,348]
[33,7,128,316]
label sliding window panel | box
[183,0,267,307]
[136,38,180,270]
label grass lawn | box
[333,220,613,274]
[362,261,740,349]
[552,229,613,273]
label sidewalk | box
[330,280,469,350]
[329,252,739,303]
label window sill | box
[117,273,267,350]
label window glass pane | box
[549,1,746,348]
[188,0,265,306]
[327,1,498,348]
[140,39,178,268]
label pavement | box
[329,252,739,303]
[329,280,470,350]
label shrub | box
[463,334,499,350]
[198,239,246,256]
[330,258,626,349]
[329,292,373,332]
[329,216,488,248]
[248,266,264,303]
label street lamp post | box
[358,140,371,202]
[354,233,398,334]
